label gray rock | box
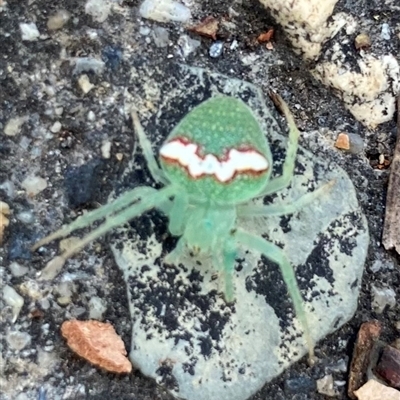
[109,66,369,400]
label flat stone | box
[109,65,369,400]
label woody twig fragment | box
[382,95,400,254]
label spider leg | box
[257,94,300,197]
[32,186,171,251]
[221,240,237,303]
[58,185,176,260]
[131,109,169,185]
[238,180,335,217]
[168,191,189,236]
[235,228,314,362]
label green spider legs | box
[234,229,314,362]
[32,185,176,259]
[237,180,335,217]
[131,109,169,186]
[258,93,300,197]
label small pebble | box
[177,34,200,58]
[78,74,94,94]
[38,256,65,280]
[354,33,371,50]
[20,22,40,41]
[4,116,28,136]
[381,23,391,40]
[16,210,34,224]
[0,200,10,244]
[6,330,32,351]
[139,26,151,36]
[21,176,47,196]
[152,26,169,48]
[209,41,224,58]
[73,57,105,76]
[371,285,396,314]
[89,296,107,319]
[47,9,71,31]
[101,140,112,159]
[9,261,29,277]
[85,0,111,23]
[335,133,350,150]
[316,375,336,397]
[2,285,24,322]
[50,121,62,133]
[87,110,96,121]
[139,0,191,23]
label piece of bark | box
[376,345,400,389]
[382,95,400,254]
[61,320,132,374]
[348,320,382,399]
[354,379,400,400]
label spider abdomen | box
[159,96,273,204]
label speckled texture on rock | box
[109,65,369,400]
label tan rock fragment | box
[335,133,350,150]
[354,379,400,400]
[61,320,132,374]
[0,201,10,245]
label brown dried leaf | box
[61,320,132,374]
[188,16,219,40]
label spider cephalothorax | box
[33,94,332,360]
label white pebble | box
[50,121,62,133]
[7,330,32,351]
[85,0,111,23]
[152,26,170,47]
[9,262,29,277]
[17,210,34,224]
[73,57,105,75]
[381,23,391,40]
[139,0,191,23]
[139,26,151,36]
[371,285,396,313]
[177,34,200,58]
[89,296,107,319]
[87,110,96,121]
[4,116,28,136]
[47,9,71,31]
[316,374,336,397]
[2,285,24,323]
[101,140,112,159]
[20,22,40,41]
[78,74,94,94]
[21,176,47,196]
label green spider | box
[33,93,330,361]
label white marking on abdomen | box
[160,138,268,182]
